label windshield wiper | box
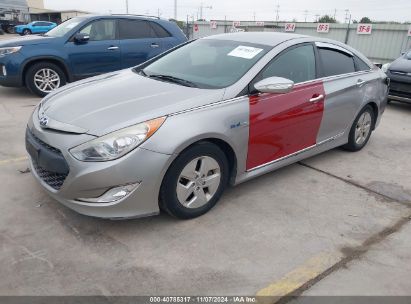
[148,74,198,88]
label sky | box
[44,0,411,23]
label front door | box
[66,19,121,79]
[246,44,326,170]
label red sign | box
[317,23,329,33]
[255,21,265,26]
[284,23,296,32]
[357,24,372,34]
[233,21,241,27]
[210,21,217,29]
[408,25,411,37]
[194,23,199,32]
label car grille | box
[390,80,411,96]
[32,161,68,190]
[29,130,69,190]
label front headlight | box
[70,117,166,162]
[0,46,22,56]
[382,63,390,73]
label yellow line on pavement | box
[0,156,28,166]
[256,251,343,303]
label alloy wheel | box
[33,68,61,93]
[354,111,372,145]
[176,156,221,209]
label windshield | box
[142,39,271,89]
[45,17,85,37]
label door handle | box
[107,46,119,50]
[150,43,159,48]
[309,94,324,103]
[357,79,366,86]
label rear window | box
[355,56,371,71]
[319,48,356,77]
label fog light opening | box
[77,182,140,203]
[1,65,6,76]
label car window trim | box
[245,42,319,96]
[315,42,354,57]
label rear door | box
[247,43,326,170]
[66,19,121,79]
[315,43,369,142]
[118,19,165,68]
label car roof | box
[78,14,164,21]
[204,32,308,47]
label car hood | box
[0,35,58,47]
[41,69,226,137]
[389,56,411,73]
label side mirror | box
[74,33,90,44]
[254,77,294,94]
[401,52,405,56]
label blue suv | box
[0,15,187,96]
[15,21,57,36]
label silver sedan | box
[26,32,389,219]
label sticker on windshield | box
[66,22,80,29]
[228,46,263,59]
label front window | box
[45,17,85,37]
[141,39,271,89]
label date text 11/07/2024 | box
[149,297,257,303]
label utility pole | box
[157,8,161,18]
[275,3,280,23]
[125,0,129,14]
[344,9,349,23]
[174,0,177,20]
[304,10,308,22]
[253,11,256,21]
[315,14,320,22]
[333,9,337,20]
[345,12,351,43]
[199,3,212,20]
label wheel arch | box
[163,136,239,187]
[21,57,72,85]
[366,101,379,130]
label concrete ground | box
[0,82,411,299]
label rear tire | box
[25,62,67,97]
[342,105,375,152]
[160,142,229,219]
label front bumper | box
[26,111,173,219]
[387,73,411,104]
[0,53,24,87]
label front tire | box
[160,142,229,219]
[22,29,31,35]
[343,105,375,151]
[25,62,67,97]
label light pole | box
[174,0,177,20]
[125,0,129,14]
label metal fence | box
[187,21,411,63]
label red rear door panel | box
[247,81,325,170]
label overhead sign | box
[408,25,411,37]
[284,23,296,32]
[210,21,217,29]
[255,21,265,26]
[357,24,372,34]
[317,23,330,33]
[233,21,241,27]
